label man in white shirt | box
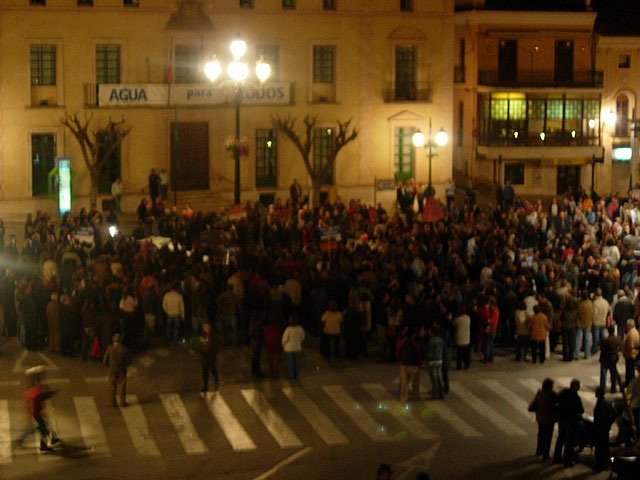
[454,307,471,369]
[162,283,184,344]
[282,315,305,379]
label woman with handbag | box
[529,378,558,460]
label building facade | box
[454,1,604,198]
[0,0,454,216]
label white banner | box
[98,84,169,106]
[168,82,291,106]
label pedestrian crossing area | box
[0,374,605,463]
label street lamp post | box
[412,118,448,197]
[204,37,271,205]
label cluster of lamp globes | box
[204,38,271,84]
[411,128,449,149]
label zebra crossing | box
[0,374,604,463]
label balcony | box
[478,70,603,88]
[383,82,431,103]
[478,132,599,148]
[454,66,465,83]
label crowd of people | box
[1,181,640,410]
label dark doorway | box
[498,40,517,84]
[554,40,573,84]
[171,122,209,191]
[557,165,580,194]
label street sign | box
[376,178,396,191]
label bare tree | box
[61,112,131,206]
[272,113,358,204]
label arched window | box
[616,93,629,136]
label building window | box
[256,129,277,187]
[30,0,46,5]
[618,54,631,69]
[96,45,120,84]
[323,0,336,10]
[239,0,253,8]
[394,127,415,181]
[400,0,413,11]
[256,45,279,81]
[282,0,295,8]
[30,45,56,86]
[77,0,93,5]
[313,127,334,185]
[97,132,121,194]
[174,45,200,84]
[457,102,464,147]
[313,45,334,84]
[31,134,56,196]
[616,94,629,137]
[504,163,524,185]
[123,0,139,6]
[395,45,416,101]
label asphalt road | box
[0,336,626,480]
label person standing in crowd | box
[575,290,593,359]
[119,286,138,347]
[159,168,169,201]
[593,386,616,472]
[263,318,283,378]
[591,288,610,355]
[424,327,445,400]
[282,314,305,380]
[197,323,220,392]
[560,291,578,361]
[599,325,621,393]
[396,328,422,402]
[249,310,265,378]
[623,319,639,386]
[445,178,455,207]
[613,290,634,343]
[321,300,343,360]
[454,305,471,369]
[481,299,499,364]
[148,168,160,204]
[289,178,302,206]
[528,305,549,364]
[503,180,514,209]
[514,300,529,362]
[46,292,61,353]
[162,282,184,345]
[110,177,123,213]
[528,378,558,461]
[103,333,131,408]
[627,362,640,432]
[217,284,239,347]
[59,294,75,357]
[553,379,584,467]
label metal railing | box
[478,69,603,88]
[382,82,431,102]
[477,132,600,147]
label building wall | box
[0,0,454,216]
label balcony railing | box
[454,66,465,83]
[478,69,603,88]
[383,82,431,102]
[478,132,600,147]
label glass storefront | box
[478,93,601,147]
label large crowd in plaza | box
[1,178,640,464]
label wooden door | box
[171,122,209,191]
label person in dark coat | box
[599,325,620,393]
[197,323,221,392]
[59,294,75,356]
[561,292,578,361]
[529,378,558,460]
[148,169,160,204]
[103,333,131,407]
[593,386,616,471]
[553,379,584,467]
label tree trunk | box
[89,167,99,207]
[311,177,322,205]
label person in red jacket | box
[13,366,59,451]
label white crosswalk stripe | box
[159,394,207,454]
[282,386,348,445]
[74,396,111,457]
[422,399,483,438]
[241,389,302,448]
[450,381,527,436]
[201,392,256,451]
[362,383,437,440]
[322,385,391,441]
[120,395,160,456]
[479,379,534,421]
[518,377,542,394]
[0,400,11,464]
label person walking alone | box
[593,386,616,471]
[553,379,584,467]
[282,315,305,380]
[528,378,558,460]
[103,333,131,408]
